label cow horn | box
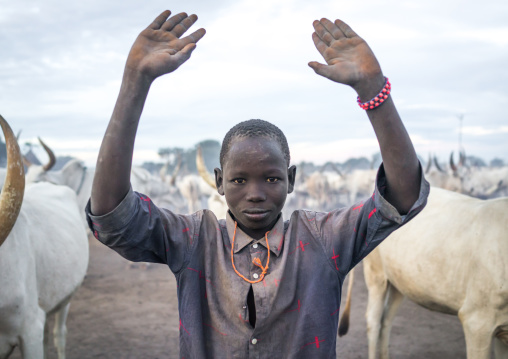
[22,155,32,168]
[39,137,56,171]
[433,156,444,172]
[450,152,458,173]
[159,161,168,182]
[331,163,344,178]
[459,150,466,167]
[196,146,217,189]
[321,162,344,177]
[170,154,182,186]
[0,115,25,247]
[425,153,432,174]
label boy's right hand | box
[125,10,206,82]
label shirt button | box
[252,243,258,249]
[253,273,259,279]
[251,338,258,345]
[243,305,247,309]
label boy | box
[88,10,429,358]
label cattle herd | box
[0,114,507,358]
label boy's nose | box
[245,183,266,202]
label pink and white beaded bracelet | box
[357,77,391,110]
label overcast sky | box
[1,0,507,167]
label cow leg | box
[460,313,494,359]
[44,319,51,358]
[53,301,71,359]
[19,307,46,359]
[363,252,388,359]
[379,284,404,359]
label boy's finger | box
[149,10,171,30]
[312,20,334,46]
[308,61,332,79]
[177,28,207,49]
[334,19,358,38]
[160,12,189,32]
[320,18,346,40]
[172,43,197,66]
[312,32,328,55]
[170,14,199,38]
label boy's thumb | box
[308,61,330,78]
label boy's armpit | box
[86,186,138,234]
[312,161,430,276]
[374,161,430,225]
[85,187,201,272]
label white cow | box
[25,156,93,226]
[0,116,89,359]
[341,187,508,359]
[462,166,508,199]
[24,143,175,224]
[196,146,228,219]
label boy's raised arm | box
[308,18,420,214]
[91,11,206,216]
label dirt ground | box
[11,236,467,359]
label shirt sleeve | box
[85,188,201,273]
[311,162,430,277]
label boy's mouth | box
[243,209,270,221]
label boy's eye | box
[266,177,279,183]
[232,178,246,184]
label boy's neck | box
[229,211,282,240]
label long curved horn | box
[449,152,458,173]
[0,115,25,247]
[38,137,56,171]
[22,155,32,168]
[170,154,182,186]
[320,162,344,178]
[329,162,344,178]
[425,153,432,174]
[196,146,217,189]
[433,156,444,172]
[159,161,168,182]
[459,150,466,167]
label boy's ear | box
[214,168,224,195]
[287,165,297,194]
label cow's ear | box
[214,168,224,196]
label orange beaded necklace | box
[231,221,270,284]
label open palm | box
[126,11,206,81]
[309,18,382,89]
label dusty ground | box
[12,236,467,359]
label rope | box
[231,221,270,284]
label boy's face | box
[214,136,296,239]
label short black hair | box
[220,119,290,168]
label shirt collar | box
[226,211,285,257]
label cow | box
[424,153,464,193]
[462,166,508,199]
[339,187,508,359]
[24,140,176,225]
[196,145,228,219]
[0,115,89,359]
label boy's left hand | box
[309,18,384,96]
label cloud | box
[461,126,508,136]
[1,0,508,168]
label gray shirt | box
[86,165,429,358]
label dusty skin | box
[11,235,466,359]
